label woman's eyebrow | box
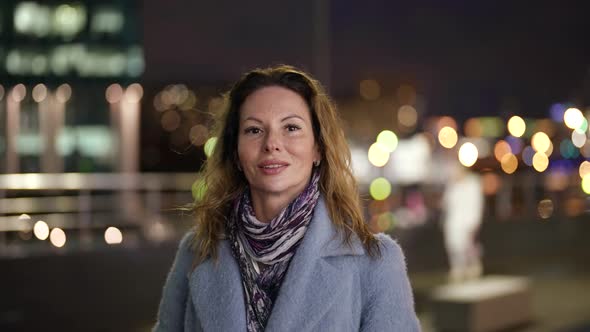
[281,115,304,122]
[243,116,263,123]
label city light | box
[500,153,518,174]
[49,228,66,248]
[564,108,584,130]
[11,84,27,102]
[104,227,123,244]
[438,126,458,148]
[531,132,551,154]
[370,177,392,200]
[507,116,526,137]
[537,199,554,219]
[579,161,590,179]
[582,175,590,194]
[56,84,72,103]
[571,129,586,148]
[532,152,549,172]
[458,142,478,167]
[494,140,512,162]
[376,130,398,152]
[32,84,48,103]
[33,221,49,240]
[106,83,123,103]
[398,105,418,128]
[189,125,209,146]
[368,142,390,167]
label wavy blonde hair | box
[191,65,380,265]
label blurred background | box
[1,1,589,331]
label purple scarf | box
[227,170,321,332]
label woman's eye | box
[245,127,261,134]
[286,124,301,132]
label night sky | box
[142,1,590,120]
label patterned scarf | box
[227,170,321,332]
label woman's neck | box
[249,191,296,223]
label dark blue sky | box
[143,1,590,119]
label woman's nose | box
[263,130,281,152]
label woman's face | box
[237,86,320,203]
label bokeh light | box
[359,79,380,100]
[368,142,390,167]
[579,161,590,179]
[106,83,123,103]
[56,84,71,103]
[582,175,590,194]
[376,212,396,232]
[376,130,398,152]
[531,132,552,154]
[571,130,586,148]
[532,152,549,172]
[458,142,478,167]
[436,116,458,131]
[500,153,518,174]
[104,226,123,244]
[494,140,512,162]
[505,136,523,155]
[124,83,143,103]
[11,84,27,102]
[32,84,47,102]
[204,137,217,158]
[49,228,66,247]
[438,126,458,148]
[537,199,554,219]
[564,107,584,129]
[33,220,49,240]
[507,116,526,137]
[369,177,392,200]
[398,105,418,127]
[160,110,181,132]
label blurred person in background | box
[441,161,484,283]
[153,65,420,331]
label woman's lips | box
[258,161,288,175]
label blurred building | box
[0,1,144,174]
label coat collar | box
[189,197,366,330]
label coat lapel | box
[265,198,366,331]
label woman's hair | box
[191,64,380,264]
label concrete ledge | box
[431,275,532,332]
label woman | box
[154,65,420,331]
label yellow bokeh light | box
[33,220,49,240]
[494,140,512,162]
[500,153,518,174]
[507,116,526,137]
[49,228,66,248]
[376,130,398,152]
[582,175,590,194]
[458,142,478,167]
[104,226,123,244]
[532,152,549,172]
[370,177,392,200]
[204,137,217,158]
[564,107,584,129]
[531,132,551,154]
[438,126,458,148]
[368,142,390,167]
[398,105,418,127]
[579,161,590,179]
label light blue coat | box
[153,198,420,331]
